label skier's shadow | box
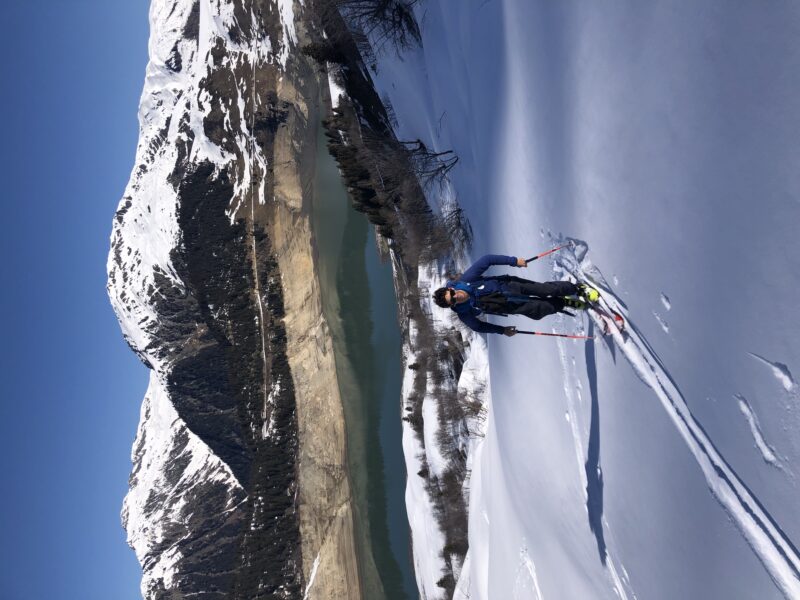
[585,320,607,564]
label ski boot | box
[576,283,600,303]
[563,297,588,310]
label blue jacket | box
[447,254,526,334]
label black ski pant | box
[504,279,579,321]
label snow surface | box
[652,310,670,335]
[393,253,491,598]
[400,332,450,598]
[736,394,780,467]
[659,293,671,312]
[749,352,797,394]
[556,243,800,597]
[276,0,298,67]
[367,1,800,598]
[327,67,347,109]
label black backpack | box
[476,291,512,316]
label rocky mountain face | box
[108,0,360,597]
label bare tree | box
[335,0,422,51]
[442,204,473,253]
[401,138,459,188]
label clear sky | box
[0,2,150,598]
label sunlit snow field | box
[369,2,800,598]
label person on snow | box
[432,254,598,336]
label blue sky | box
[0,2,149,598]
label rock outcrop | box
[107,1,360,597]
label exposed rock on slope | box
[108,0,360,597]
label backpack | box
[475,291,512,316]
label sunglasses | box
[446,288,457,307]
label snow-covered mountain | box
[108,1,366,597]
[108,0,479,597]
[364,1,800,599]
[109,0,800,598]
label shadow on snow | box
[584,320,607,565]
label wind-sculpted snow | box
[555,239,800,598]
[749,352,797,393]
[651,310,670,335]
[659,293,671,312]
[736,394,781,467]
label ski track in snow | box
[735,394,781,467]
[652,311,670,335]
[554,238,800,598]
[514,543,545,600]
[555,329,633,600]
[748,352,797,393]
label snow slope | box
[368,1,800,598]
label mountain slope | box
[108,1,362,597]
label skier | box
[432,254,598,336]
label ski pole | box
[525,244,568,263]
[515,329,594,340]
